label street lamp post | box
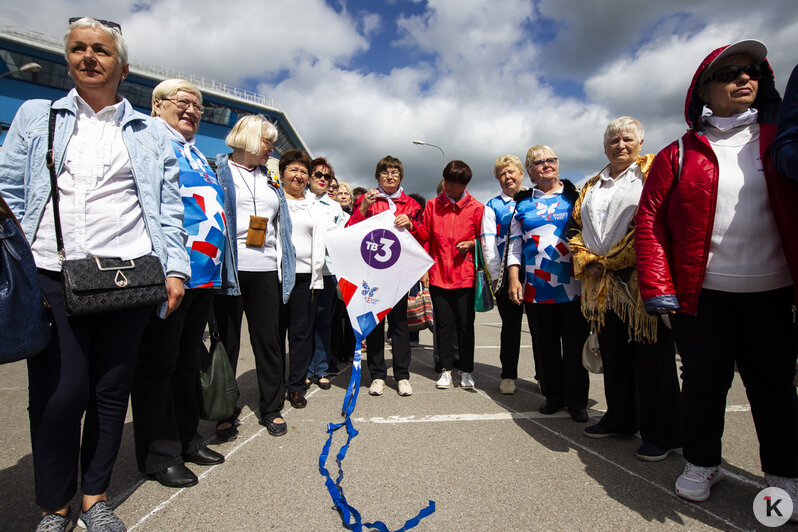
[412,139,446,163]
[0,62,42,80]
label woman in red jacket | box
[413,161,484,389]
[636,40,798,512]
[347,156,422,397]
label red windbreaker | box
[413,192,484,289]
[635,44,798,315]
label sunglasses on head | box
[705,63,762,84]
[313,171,332,181]
[68,17,123,33]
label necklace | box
[231,161,258,215]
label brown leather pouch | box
[245,215,268,247]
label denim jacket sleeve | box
[214,153,240,296]
[0,103,34,221]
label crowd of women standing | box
[1,16,797,529]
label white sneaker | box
[460,372,475,389]
[675,463,723,502]
[369,378,385,396]
[499,378,515,395]
[436,371,452,389]
[765,474,798,522]
[397,379,413,396]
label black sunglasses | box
[68,17,122,33]
[705,63,762,84]
[313,171,332,181]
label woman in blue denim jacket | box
[0,18,189,532]
[213,114,296,439]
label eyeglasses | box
[68,17,122,33]
[328,185,339,191]
[531,157,558,167]
[163,98,204,115]
[379,170,400,178]
[705,63,762,84]
[313,171,332,181]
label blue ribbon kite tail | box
[318,330,436,531]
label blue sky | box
[2,0,798,201]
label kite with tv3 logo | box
[321,201,435,531]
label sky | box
[2,0,798,202]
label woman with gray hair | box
[0,17,189,531]
[131,79,232,489]
[568,117,680,461]
[213,114,296,439]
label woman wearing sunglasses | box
[636,40,798,511]
[305,159,347,391]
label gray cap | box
[701,39,767,84]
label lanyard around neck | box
[232,162,258,215]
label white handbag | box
[582,322,602,374]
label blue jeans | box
[308,275,336,379]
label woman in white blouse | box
[279,149,337,409]
[213,115,296,439]
[567,117,680,462]
[0,18,189,531]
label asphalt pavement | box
[0,308,790,531]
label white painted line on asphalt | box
[355,410,586,423]
[128,387,323,531]
[475,345,532,349]
[474,388,751,531]
[413,354,755,530]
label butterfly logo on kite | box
[361,281,380,304]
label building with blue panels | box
[0,25,311,167]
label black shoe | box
[149,464,198,488]
[539,402,565,415]
[317,376,332,390]
[287,390,307,408]
[215,422,238,442]
[569,408,589,423]
[260,414,288,437]
[182,446,225,466]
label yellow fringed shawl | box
[568,154,659,343]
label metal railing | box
[0,26,283,112]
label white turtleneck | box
[702,119,791,293]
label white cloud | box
[2,0,798,202]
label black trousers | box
[430,286,475,373]
[214,270,284,418]
[597,309,681,449]
[332,293,356,360]
[280,273,316,393]
[367,294,411,381]
[672,287,798,475]
[132,289,212,474]
[30,271,152,510]
[496,292,524,379]
[525,301,589,410]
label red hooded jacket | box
[635,44,798,315]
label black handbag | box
[46,105,167,317]
[0,193,51,363]
[199,314,238,421]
